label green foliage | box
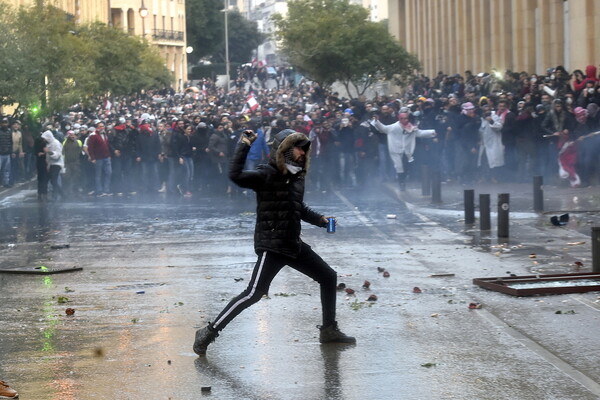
[0,1,173,116]
[186,0,224,63]
[186,0,266,64]
[77,23,173,96]
[273,0,420,96]
[226,11,266,64]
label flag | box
[246,94,259,113]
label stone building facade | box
[388,0,600,77]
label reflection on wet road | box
[1,188,599,399]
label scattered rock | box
[65,308,75,316]
[93,347,105,357]
[468,302,482,309]
[336,283,346,290]
[377,267,386,273]
[383,271,390,278]
[345,288,355,295]
[412,287,422,294]
[362,280,371,289]
[367,294,378,301]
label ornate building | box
[7,0,187,90]
[388,0,600,77]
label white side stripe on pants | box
[213,251,268,329]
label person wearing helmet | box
[193,129,355,356]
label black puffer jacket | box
[229,129,326,258]
[0,126,12,155]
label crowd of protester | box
[0,63,599,202]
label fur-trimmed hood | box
[269,129,311,175]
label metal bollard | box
[464,189,475,224]
[533,176,544,212]
[421,165,431,196]
[497,193,510,238]
[479,194,491,231]
[593,227,600,273]
[431,171,442,204]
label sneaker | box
[0,380,18,399]
[184,191,192,197]
[176,184,184,195]
[318,322,356,344]
[193,323,219,356]
[158,183,167,193]
[87,190,95,196]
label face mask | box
[566,97,573,105]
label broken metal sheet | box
[473,272,600,296]
[0,266,83,275]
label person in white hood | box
[477,105,504,183]
[41,130,64,200]
[370,111,436,190]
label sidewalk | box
[392,180,600,236]
[382,179,600,279]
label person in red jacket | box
[86,121,112,196]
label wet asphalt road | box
[1,185,600,400]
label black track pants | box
[212,242,337,331]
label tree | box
[185,0,224,64]
[0,1,172,117]
[226,11,266,64]
[0,2,93,112]
[273,0,420,97]
[186,0,265,65]
[0,2,38,109]
[77,23,172,96]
